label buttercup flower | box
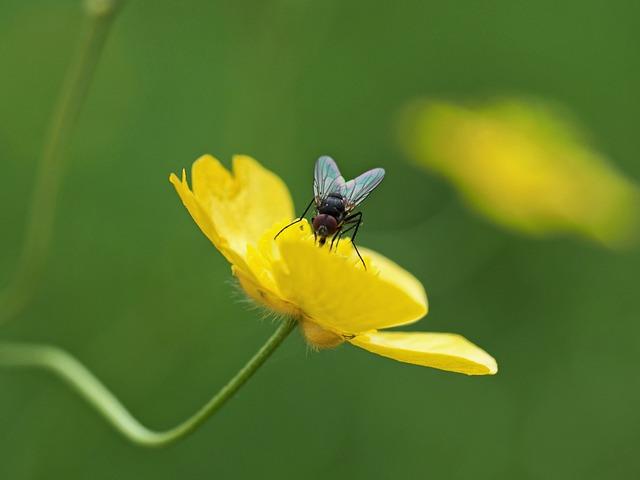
[170,155,497,375]
[398,98,640,247]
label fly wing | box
[341,168,385,210]
[314,156,345,204]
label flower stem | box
[0,0,124,324]
[0,318,297,447]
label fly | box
[274,155,385,269]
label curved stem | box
[0,318,297,447]
[0,0,124,324]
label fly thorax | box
[319,194,346,217]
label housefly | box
[274,156,385,269]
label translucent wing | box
[314,156,345,203]
[341,168,385,210]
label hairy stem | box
[0,0,124,324]
[0,318,297,447]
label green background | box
[1,1,639,478]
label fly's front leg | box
[274,197,315,240]
[329,229,342,251]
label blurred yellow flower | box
[398,98,640,247]
[170,155,497,375]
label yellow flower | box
[170,155,497,375]
[398,98,640,247]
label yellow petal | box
[171,154,294,259]
[350,331,497,375]
[170,154,296,287]
[270,221,427,335]
[170,168,221,245]
[170,168,248,271]
[193,154,294,253]
[358,246,428,316]
[232,265,298,317]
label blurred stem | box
[0,0,124,324]
[0,318,297,447]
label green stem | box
[0,318,297,447]
[0,0,124,324]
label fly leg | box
[330,222,357,251]
[330,223,356,252]
[340,212,366,269]
[329,228,342,251]
[274,198,314,240]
